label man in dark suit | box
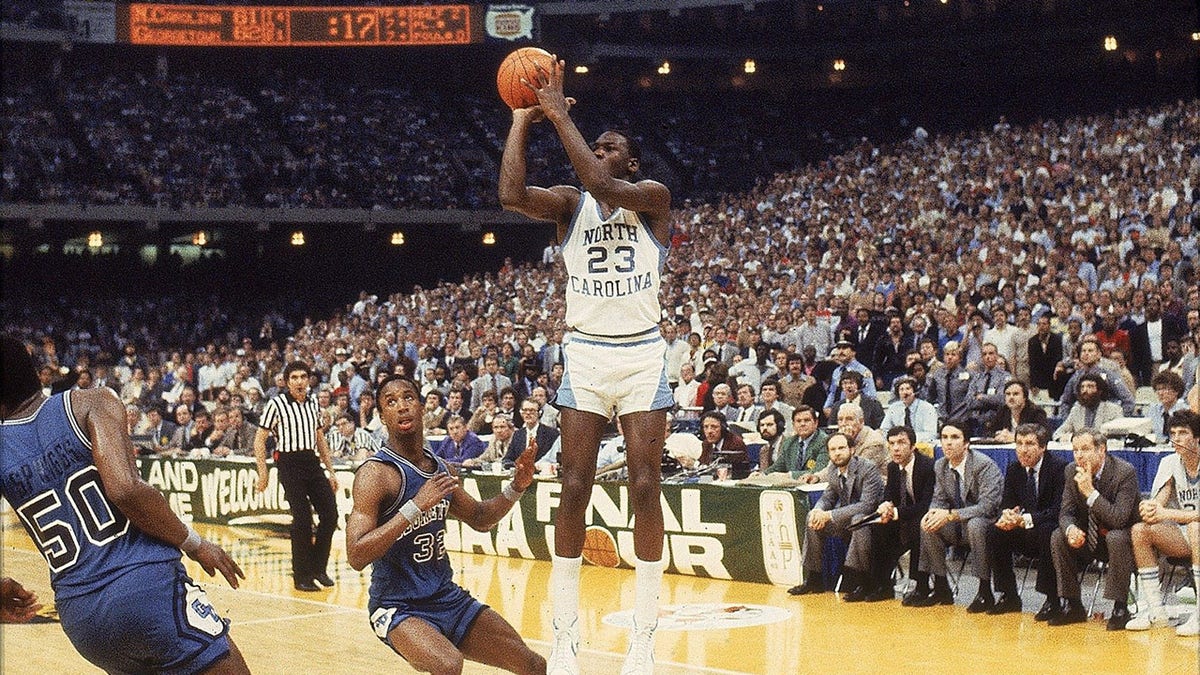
[856,426,936,602]
[1047,428,1140,630]
[1129,294,1186,386]
[1027,314,1065,399]
[697,411,750,466]
[849,308,886,374]
[788,432,883,596]
[983,423,1067,616]
[907,420,1003,608]
[503,399,560,467]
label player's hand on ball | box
[414,472,458,510]
[188,540,246,589]
[514,439,538,491]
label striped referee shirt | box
[259,391,322,453]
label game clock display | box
[121,4,480,46]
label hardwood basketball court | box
[1,514,1195,674]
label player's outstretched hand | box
[513,439,537,492]
[414,472,458,511]
[188,540,246,589]
[0,577,42,623]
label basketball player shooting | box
[498,55,674,675]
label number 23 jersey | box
[562,190,668,337]
[0,391,178,600]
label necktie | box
[904,405,912,429]
[1086,508,1100,553]
[899,467,913,507]
[1024,467,1038,512]
[491,375,498,394]
[945,371,953,412]
[740,407,750,423]
[952,470,964,509]
[1163,410,1171,440]
[983,371,992,394]
[838,474,848,508]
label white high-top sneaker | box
[1125,606,1169,631]
[620,621,656,675]
[547,619,580,675]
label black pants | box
[987,522,1057,597]
[277,451,338,582]
[870,518,927,590]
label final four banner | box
[140,456,809,585]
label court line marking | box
[233,607,362,627]
[3,547,752,673]
[519,638,756,675]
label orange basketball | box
[581,526,620,568]
[497,47,556,110]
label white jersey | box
[1151,452,1200,513]
[562,191,666,337]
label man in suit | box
[470,355,513,410]
[788,432,884,596]
[1047,428,1140,630]
[503,399,560,467]
[1027,314,1064,399]
[873,314,911,390]
[709,383,739,420]
[730,383,763,428]
[927,341,971,423]
[856,426,936,602]
[135,405,177,455]
[762,406,828,478]
[1130,293,1186,386]
[966,343,1011,433]
[907,421,1003,608]
[983,424,1068,616]
[850,308,885,372]
[697,411,750,467]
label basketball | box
[581,526,620,568]
[497,47,556,110]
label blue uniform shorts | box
[369,584,487,653]
[57,560,232,675]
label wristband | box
[180,525,202,554]
[502,482,524,503]
[399,500,423,523]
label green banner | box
[138,457,809,585]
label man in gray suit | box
[1047,429,1140,630]
[906,420,1003,608]
[469,355,513,410]
[788,432,883,596]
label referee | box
[255,361,339,592]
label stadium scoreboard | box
[120,4,482,46]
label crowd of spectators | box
[4,49,877,208]
[7,99,1200,471]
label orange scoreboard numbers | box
[121,4,479,46]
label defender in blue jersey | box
[345,375,544,674]
[499,56,673,675]
[0,335,249,674]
